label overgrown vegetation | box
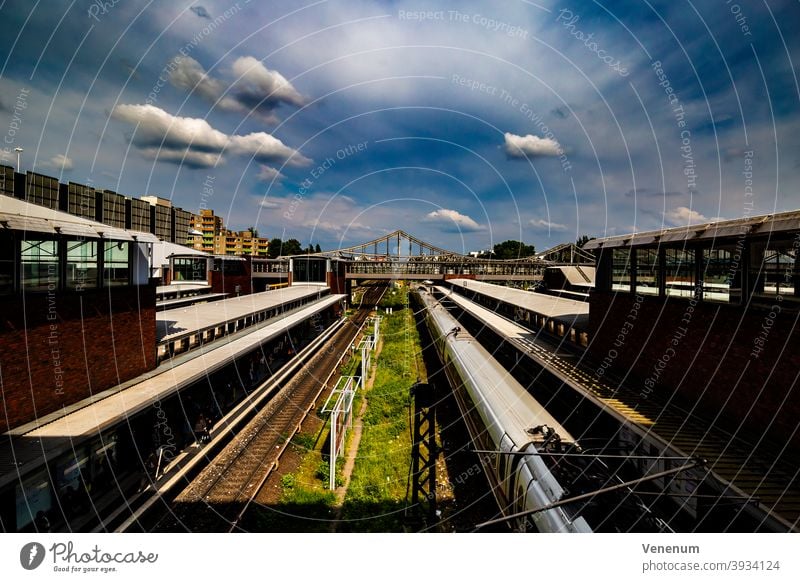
[252,283,428,532]
[339,284,426,531]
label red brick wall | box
[209,269,252,296]
[587,292,800,451]
[445,273,476,280]
[326,272,345,294]
[0,285,157,432]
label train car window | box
[14,470,52,531]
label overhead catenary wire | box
[473,460,704,530]
[469,449,700,462]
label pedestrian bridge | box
[269,230,593,283]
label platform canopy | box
[584,209,800,250]
[0,194,158,243]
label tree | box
[247,226,259,238]
[575,235,595,248]
[268,237,283,258]
[282,238,303,256]
[315,243,322,253]
[493,240,536,260]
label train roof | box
[420,288,577,449]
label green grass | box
[339,284,426,530]
[250,283,428,531]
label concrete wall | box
[0,285,157,432]
[588,292,800,452]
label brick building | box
[0,194,158,433]
[585,211,800,452]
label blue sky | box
[1,0,798,252]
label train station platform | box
[436,286,800,532]
[156,283,212,301]
[446,278,590,346]
[156,284,329,362]
[157,292,228,311]
[0,294,344,490]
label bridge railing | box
[344,260,545,277]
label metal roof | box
[583,209,800,250]
[0,193,158,242]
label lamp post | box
[13,147,23,172]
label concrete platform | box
[447,279,589,326]
[24,294,344,439]
[157,284,327,343]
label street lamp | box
[13,147,23,172]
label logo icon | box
[20,542,46,570]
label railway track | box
[151,283,386,532]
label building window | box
[0,235,14,295]
[104,241,130,287]
[635,248,659,295]
[173,257,207,281]
[21,240,59,292]
[66,240,99,291]
[665,249,696,298]
[611,249,632,292]
[751,241,797,297]
[703,248,738,303]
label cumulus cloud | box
[664,206,708,226]
[41,154,74,171]
[504,132,562,158]
[169,56,305,122]
[111,103,311,168]
[256,165,284,182]
[423,209,485,233]
[168,57,232,108]
[529,218,567,232]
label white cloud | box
[168,56,232,108]
[504,132,562,158]
[231,56,305,108]
[169,56,305,122]
[258,198,281,209]
[424,208,485,233]
[40,154,74,171]
[256,165,284,182]
[664,206,708,226]
[111,103,311,168]
[529,218,567,231]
